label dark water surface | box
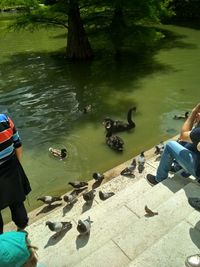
[0,16,200,222]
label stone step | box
[62,175,190,267]
[27,160,182,232]
[74,240,131,267]
[28,162,155,227]
[112,181,200,261]
[27,176,152,244]
[28,172,191,266]
[33,205,138,267]
[128,212,200,267]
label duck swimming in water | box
[173,111,189,120]
[49,147,67,159]
[106,129,124,152]
[103,107,136,133]
[83,104,92,114]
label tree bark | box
[66,0,93,60]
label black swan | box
[103,107,136,133]
[106,129,124,151]
[173,111,189,120]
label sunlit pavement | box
[5,137,200,267]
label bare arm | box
[15,146,23,162]
[179,103,200,142]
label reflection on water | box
[1,17,200,222]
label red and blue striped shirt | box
[0,114,22,164]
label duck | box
[83,104,92,114]
[103,107,136,133]
[173,111,189,120]
[49,147,67,159]
[106,129,124,152]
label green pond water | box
[0,15,200,223]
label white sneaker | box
[185,254,200,267]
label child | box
[0,231,45,267]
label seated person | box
[146,103,200,185]
[0,231,45,267]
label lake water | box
[0,16,200,222]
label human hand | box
[197,142,200,152]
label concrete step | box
[128,211,200,267]
[4,162,152,232]
[28,172,192,267]
[74,240,131,267]
[27,176,152,245]
[112,181,200,261]
[27,159,182,232]
[63,175,190,267]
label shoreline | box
[4,138,168,232]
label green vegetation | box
[170,0,200,20]
[1,0,190,60]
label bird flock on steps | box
[37,173,116,238]
[43,108,188,239]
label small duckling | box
[49,147,67,159]
[173,111,189,120]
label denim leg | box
[156,140,199,182]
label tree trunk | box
[110,5,126,59]
[66,0,93,60]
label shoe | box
[185,254,200,267]
[146,174,159,186]
[181,171,191,178]
[188,198,200,211]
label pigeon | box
[83,190,96,203]
[92,172,104,182]
[99,190,115,200]
[121,158,136,176]
[77,216,92,235]
[68,181,88,189]
[37,196,62,206]
[137,152,145,173]
[63,192,78,205]
[46,220,72,238]
[154,141,164,156]
[49,147,67,159]
[144,205,158,216]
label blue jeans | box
[155,140,200,182]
